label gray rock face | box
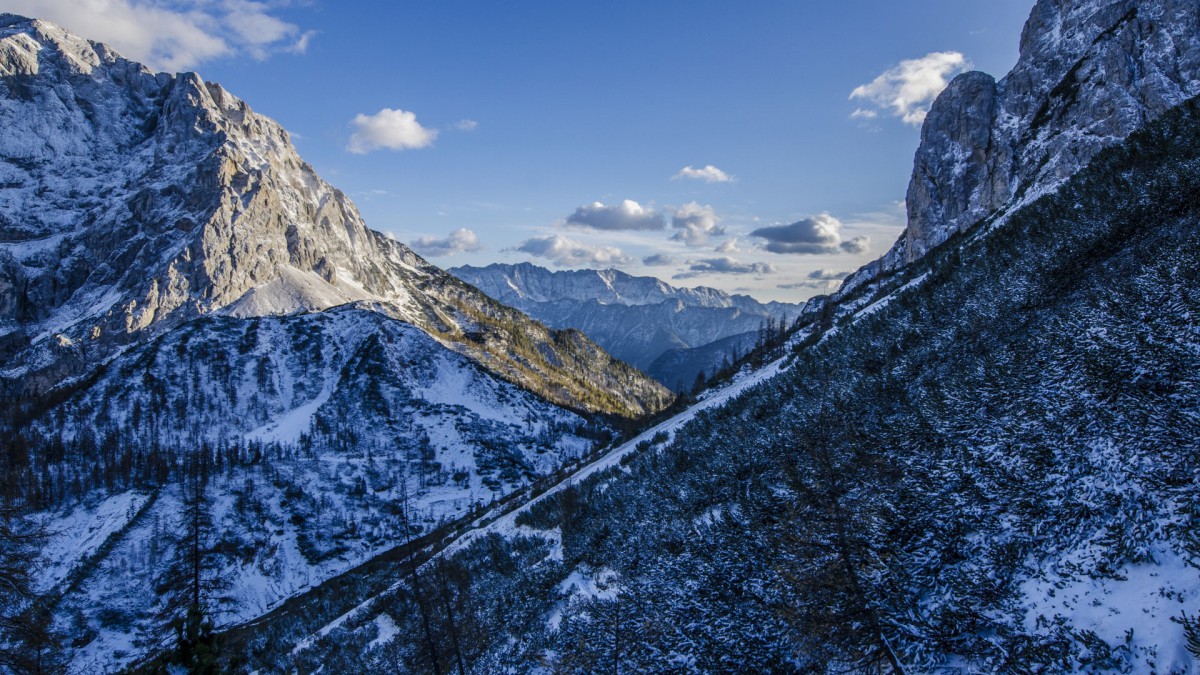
[897,0,1200,267]
[451,263,803,374]
[0,16,671,417]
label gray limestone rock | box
[0,17,671,417]
[893,0,1200,270]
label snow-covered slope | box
[17,305,606,671]
[0,14,670,419]
[451,263,802,375]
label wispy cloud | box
[674,256,775,279]
[850,51,971,126]
[672,164,736,183]
[452,119,479,131]
[8,0,314,72]
[714,238,742,253]
[515,234,632,268]
[411,228,482,257]
[565,200,665,231]
[347,108,438,154]
[750,213,869,255]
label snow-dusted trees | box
[754,403,907,672]
[0,508,64,674]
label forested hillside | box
[279,91,1200,674]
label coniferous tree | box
[0,508,65,674]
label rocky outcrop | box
[896,0,1200,267]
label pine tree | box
[152,450,229,672]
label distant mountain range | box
[451,262,803,390]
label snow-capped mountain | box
[450,262,803,382]
[0,14,669,419]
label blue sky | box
[17,1,1033,302]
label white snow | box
[224,267,373,318]
[557,566,621,601]
[1019,543,1200,671]
[546,566,622,633]
[854,272,931,323]
[245,382,333,444]
[36,491,151,593]
[367,613,400,650]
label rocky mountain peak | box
[0,18,671,417]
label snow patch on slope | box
[224,267,373,318]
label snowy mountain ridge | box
[0,15,671,672]
[451,262,783,312]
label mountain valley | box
[2,0,1200,672]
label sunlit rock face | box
[898,0,1200,266]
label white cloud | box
[750,213,870,255]
[714,238,742,253]
[672,164,736,183]
[850,108,878,120]
[671,203,725,247]
[347,108,439,154]
[850,51,971,126]
[7,0,313,72]
[516,235,633,268]
[452,119,479,131]
[410,228,482,257]
[565,200,665,231]
[674,256,776,279]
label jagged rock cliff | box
[897,0,1200,266]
